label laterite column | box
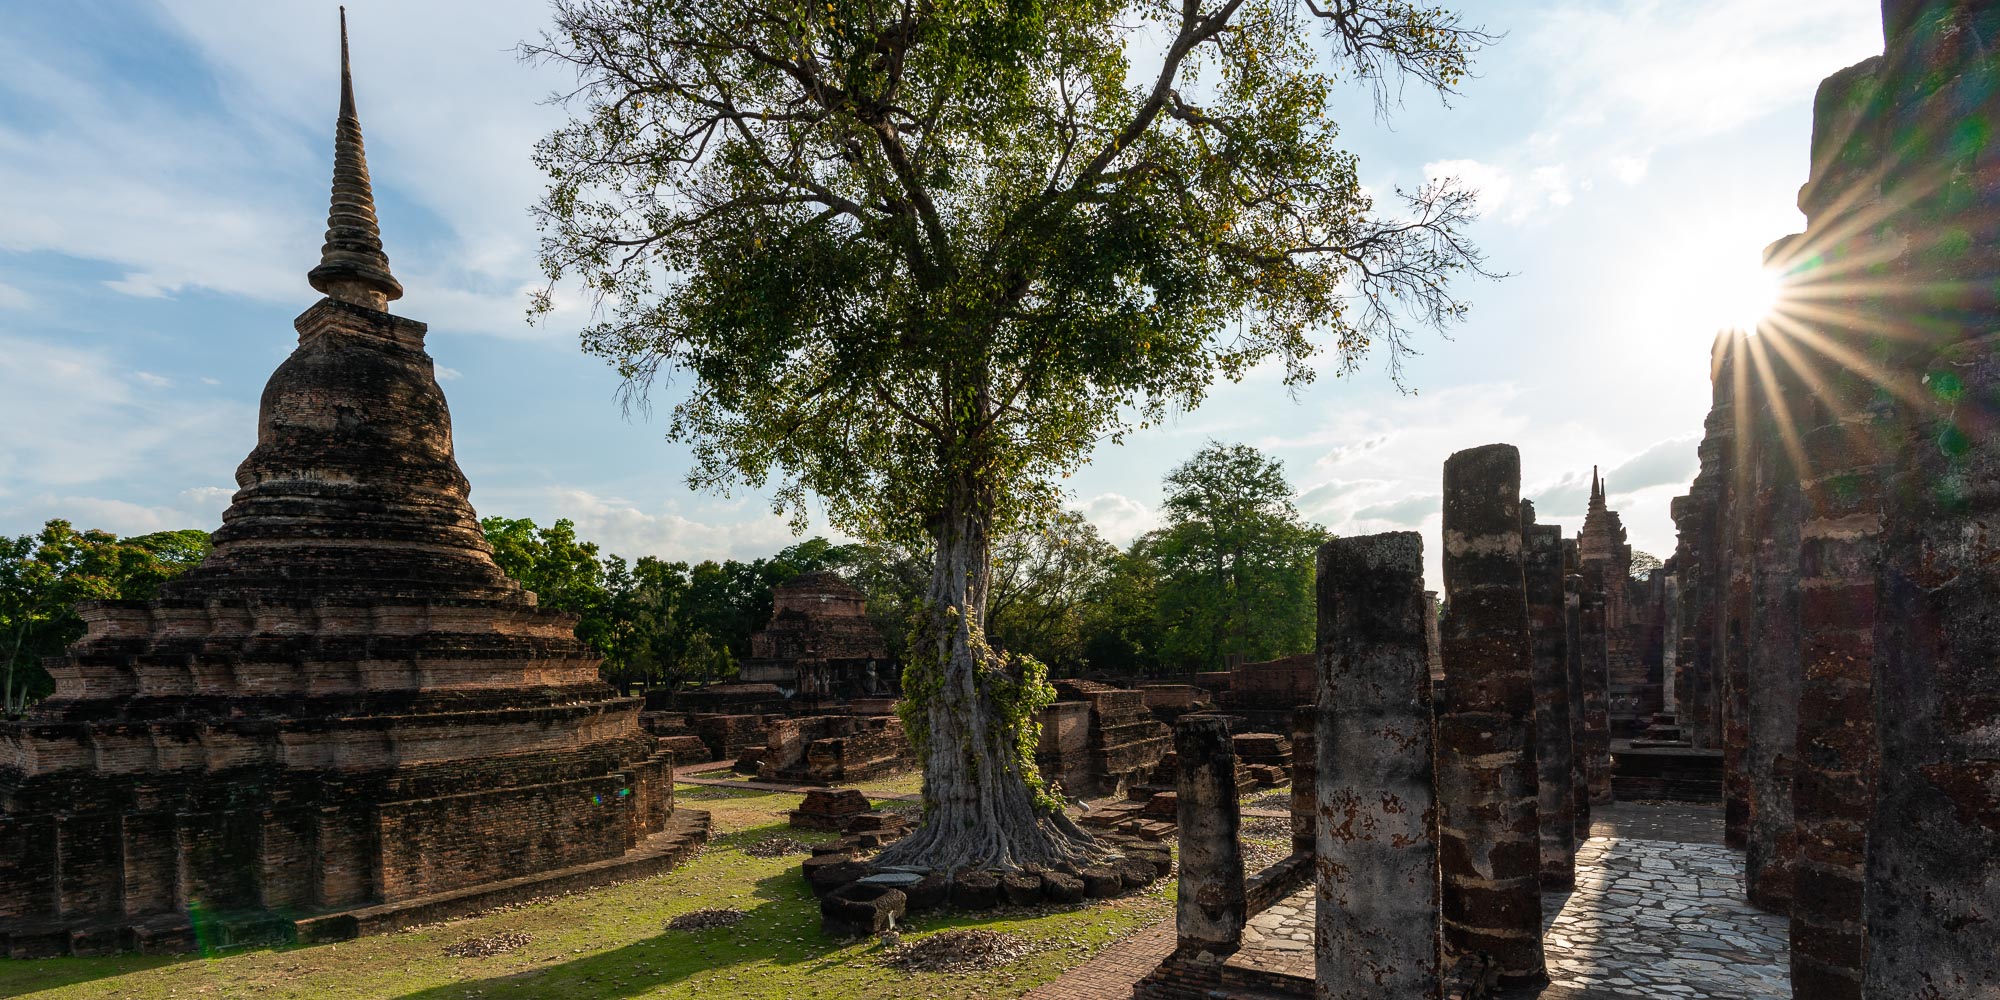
[1437,444,1545,986]
[1314,531,1440,999]
[1175,716,1245,957]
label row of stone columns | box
[1307,443,1615,996]
[1659,4,2000,994]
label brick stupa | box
[0,14,704,956]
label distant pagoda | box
[737,571,892,701]
[0,13,704,956]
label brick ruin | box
[755,712,913,785]
[0,21,705,956]
[1658,4,2000,992]
[736,571,893,702]
[1035,678,1172,799]
[634,570,917,784]
[1136,6,1999,996]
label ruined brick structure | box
[1522,507,1577,889]
[1034,678,1170,798]
[1578,470,1653,734]
[0,19,702,956]
[755,713,914,785]
[1658,4,2000,993]
[1436,444,1545,987]
[736,571,892,702]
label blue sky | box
[0,1,1886,587]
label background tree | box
[1629,550,1662,579]
[1149,442,1325,669]
[1077,541,1163,676]
[0,522,209,716]
[987,510,1117,674]
[530,0,1493,868]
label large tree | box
[1148,442,1324,669]
[530,0,1493,868]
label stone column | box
[1424,591,1444,684]
[1521,519,1575,889]
[1788,57,1888,1000]
[1175,715,1245,957]
[1743,315,1804,913]
[1720,330,1756,851]
[1576,576,1613,806]
[1863,6,2000,991]
[1685,335,1738,752]
[1290,705,1316,856]
[1563,575,1590,841]
[1660,571,1679,715]
[1437,444,1545,986]
[1314,532,1439,999]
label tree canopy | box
[1148,441,1326,668]
[529,0,1494,868]
[0,522,210,716]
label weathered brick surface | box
[0,35,694,953]
[1173,716,1244,955]
[1034,679,1170,798]
[1861,5,2000,992]
[1522,515,1576,890]
[1315,531,1439,998]
[758,714,914,785]
[735,573,892,701]
[1437,444,1545,987]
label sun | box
[1717,264,1783,333]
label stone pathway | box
[1543,836,1789,997]
[1221,803,1790,999]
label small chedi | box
[0,18,704,957]
[736,571,894,701]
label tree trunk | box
[876,506,1099,872]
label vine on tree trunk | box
[895,599,1065,815]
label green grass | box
[0,785,1172,1000]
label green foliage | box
[532,0,1492,545]
[0,521,210,716]
[1144,442,1326,670]
[478,517,913,694]
[1077,543,1163,674]
[986,510,1118,673]
[530,0,1490,840]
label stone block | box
[821,882,905,937]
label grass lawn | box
[0,784,1174,1000]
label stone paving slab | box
[1220,803,1788,999]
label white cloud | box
[0,282,30,309]
[0,334,250,505]
[1411,1,1879,227]
[1525,0,1882,146]
[436,366,463,381]
[21,486,234,536]
[1609,153,1652,185]
[541,487,814,563]
[0,2,581,338]
[1079,492,1158,548]
[133,371,172,387]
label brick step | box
[296,808,711,942]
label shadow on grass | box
[390,846,858,1000]
[391,829,1162,1000]
[0,951,191,995]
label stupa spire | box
[307,7,403,310]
